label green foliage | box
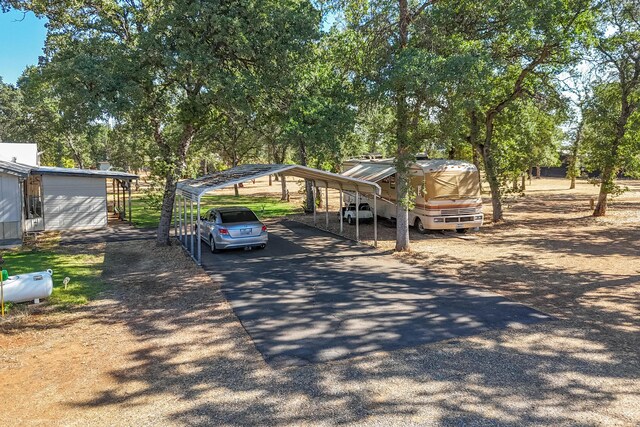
[7,0,320,243]
[581,0,640,209]
[582,83,640,178]
[0,77,25,141]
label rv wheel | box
[415,218,428,234]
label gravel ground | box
[0,177,638,426]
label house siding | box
[42,175,107,231]
[0,172,22,246]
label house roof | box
[0,160,137,180]
[32,166,138,180]
[177,164,381,198]
[0,159,32,178]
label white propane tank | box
[2,269,54,303]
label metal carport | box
[175,164,381,265]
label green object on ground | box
[1,269,7,281]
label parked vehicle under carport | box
[340,203,374,225]
[198,207,268,252]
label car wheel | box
[347,215,354,225]
[210,235,219,253]
[415,218,428,234]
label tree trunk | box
[521,173,526,191]
[304,180,314,212]
[316,185,323,208]
[232,157,239,196]
[394,0,411,252]
[298,140,314,212]
[479,142,504,223]
[484,154,503,223]
[481,112,504,223]
[594,97,630,216]
[156,124,195,246]
[536,165,541,179]
[280,174,287,201]
[472,147,482,192]
[67,136,85,169]
[593,166,613,216]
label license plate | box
[240,228,252,235]
[456,224,464,229]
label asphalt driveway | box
[202,220,550,365]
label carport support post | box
[373,193,378,247]
[190,199,194,257]
[312,182,317,226]
[339,185,343,234]
[116,180,120,217]
[197,195,202,265]
[324,182,329,229]
[178,193,182,241]
[355,188,360,242]
[128,181,132,224]
[183,195,188,246]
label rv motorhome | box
[342,158,484,232]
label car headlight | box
[474,215,483,220]
[433,218,444,223]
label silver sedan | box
[199,207,268,252]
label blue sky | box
[0,10,47,85]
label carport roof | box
[177,164,381,198]
[32,166,138,180]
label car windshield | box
[219,210,258,223]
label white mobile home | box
[0,160,137,247]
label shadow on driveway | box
[202,220,552,366]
